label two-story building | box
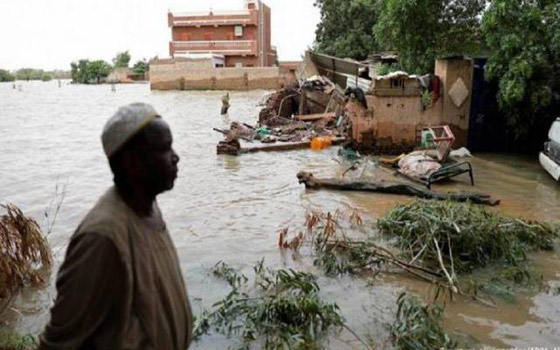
[168,0,277,68]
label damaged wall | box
[351,57,473,149]
[150,58,281,91]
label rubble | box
[216,74,349,155]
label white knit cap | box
[101,103,160,157]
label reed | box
[0,204,52,305]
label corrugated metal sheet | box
[309,52,369,89]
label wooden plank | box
[241,137,345,154]
[295,112,336,122]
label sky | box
[0,0,321,71]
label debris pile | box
[215,72,352,155]
[258,83,300,126]
[279,201,558,304]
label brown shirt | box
[40,187,193,350]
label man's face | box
[135,119,180,194]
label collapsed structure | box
[296,52,474,153]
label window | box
[390,78,405,88]
[234,26,243,37]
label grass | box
[0,204,52,309]
[194,261,349,350]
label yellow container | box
[310,137,333,150]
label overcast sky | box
[0,0,320,71]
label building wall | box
[261,3,275,66]
[172,25,258,42]
[149,58,281,91]
[351,57,474,148]
[169,0,275,67]
[435,58,474,146]
[224,56,259,67]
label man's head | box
[102,103,180,196]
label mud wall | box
[150,58,281,91]
[352,58,473,147]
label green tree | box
[132,59,149,75]
[0,69,15,82]
[375,0,485,74]
[314,0,380,60]
[41,73,53,82]
[112,50,131,68]
[482,0,560,143]
[70,59,112,84]
[87,60,112,83]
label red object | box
[431,75,441,102]
[425,125,455,163]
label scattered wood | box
[295,112,336,122]
[296,171,500,206]
[241,138,346,154]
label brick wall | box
[172,26,258,41]
[149,58,281,91]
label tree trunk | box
[296,171,500,206]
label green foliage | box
[195,261,344,350]
[112,50,131,68]
[70,59,112,84]
[41,73,53,82]
[421,90,434,109]
[132,59,149,75]
[376,63,399,76]
[374,0,485,74]
[314,0,380,60]
[389,293,457,350]
[482,0,560,141]
[377,200,558,274]
[14,68,53,82]
[0,329,36,350]
[0,70,15,82]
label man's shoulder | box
[73,187,130,243]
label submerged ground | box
[1,81,560,349]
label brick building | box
[168,0,277,67]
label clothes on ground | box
[398,151,441,179]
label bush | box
[377,200,558,274]
[0,70,15,82]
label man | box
[221,92,230,115]
[40,103,193,350]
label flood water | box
[1,81,560,349]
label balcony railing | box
[170,12,258,27]
[171,40,258,56]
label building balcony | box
[171,40,258,56]
[169,11,258,27]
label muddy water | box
[1,81,560,349]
